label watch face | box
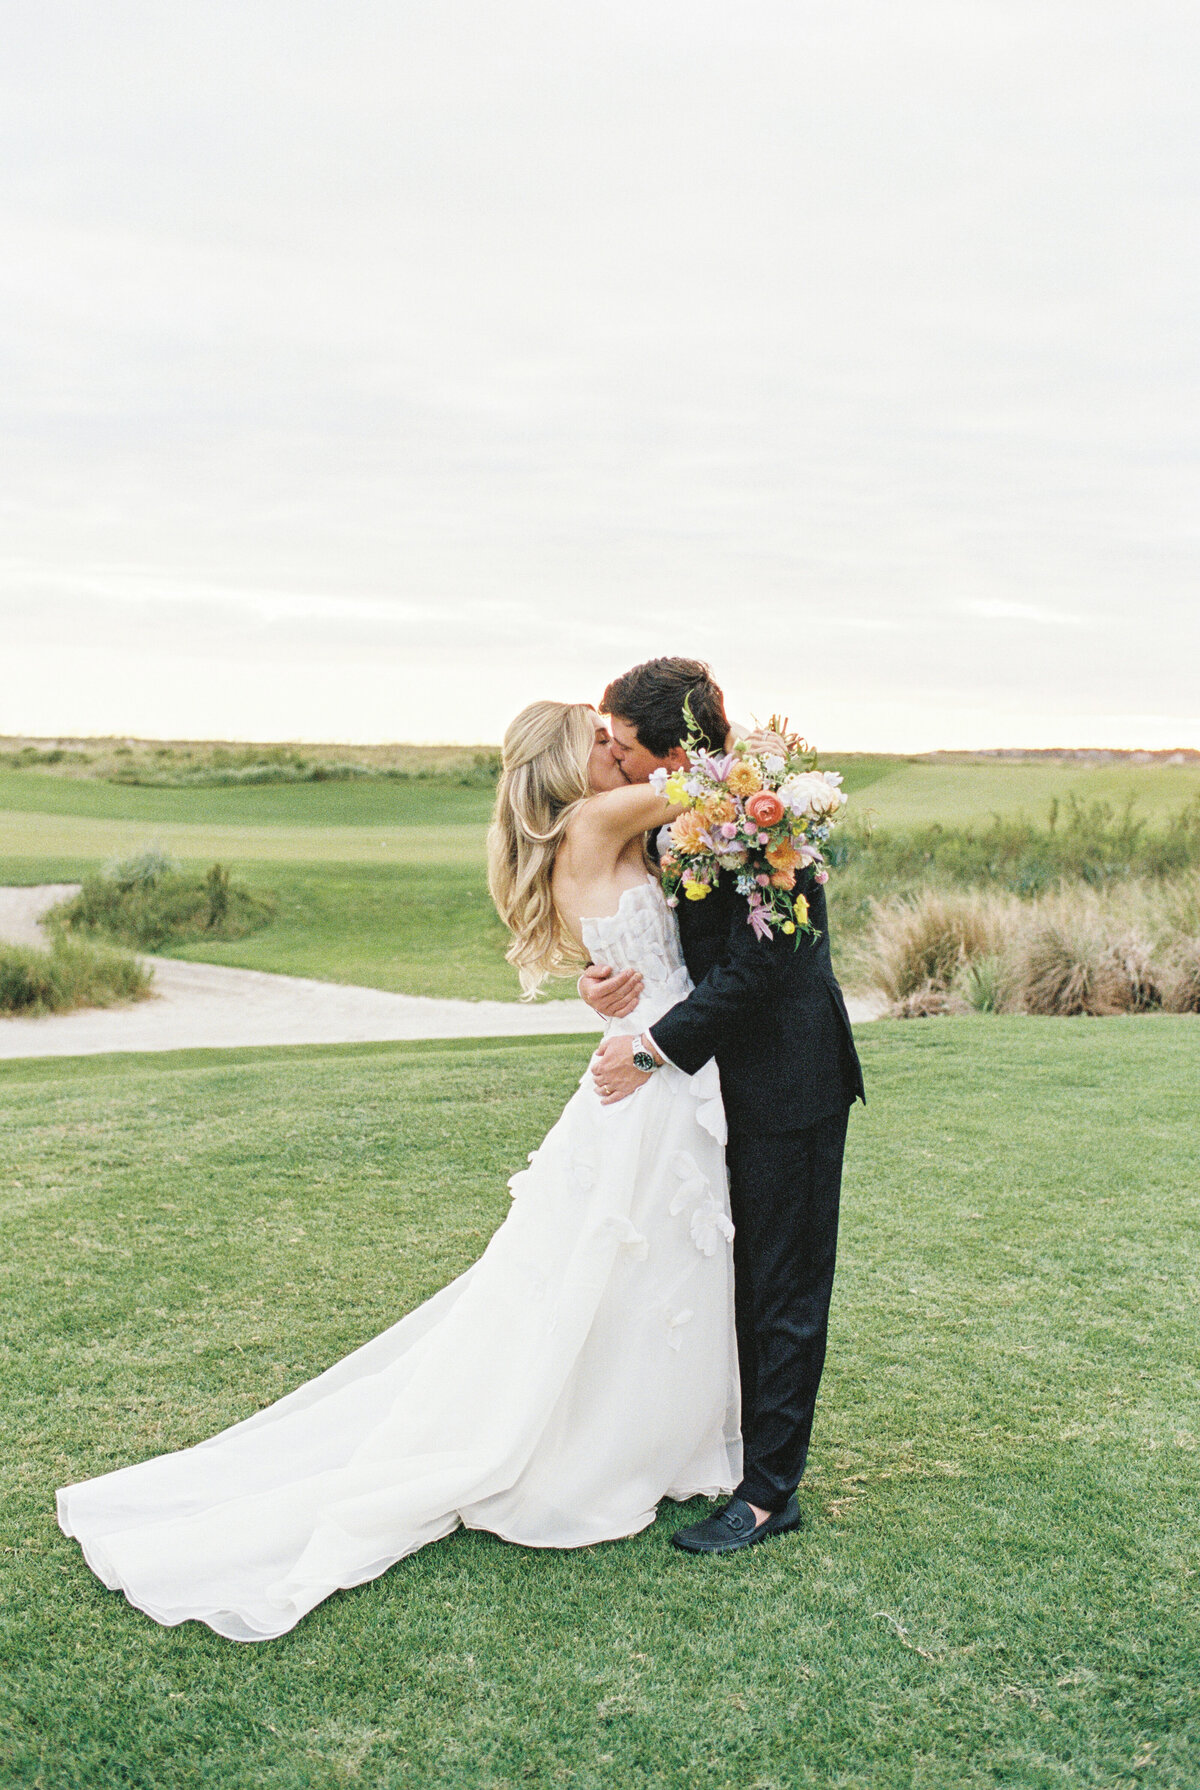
[632,1049,656,1072]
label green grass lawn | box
[0,768,499,829]
[3,756,1198,864]
[844,759,1200,830]
[165,862,557,1002]
[0,859,562,1004]
[2,1019,1197,1788]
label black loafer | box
[671,1493,801,1555]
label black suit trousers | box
[725,1103,850,1512]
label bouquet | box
[648,715,848,942]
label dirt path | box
[0,886,880,1060]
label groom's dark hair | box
[601,657,729,756]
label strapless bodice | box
[580,878,693,1036]
[580,878,688,990]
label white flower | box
[764,753,787,776]
[781,771,846,819]
[648,767,669,794]
[718,852,747,871]
[690,1200,735,1256]
[668,1152,710,1215]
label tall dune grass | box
[0,937,151,1017]
[857,876,1200,1017]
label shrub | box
[1014,914,1141,1017]
[857,890,1010,1004]
[838,795,1200,898]
[960,953,1009,1014]
[1161,938,1200,1014]
[105,748,502,789]
[51,859,275,952]
[858,881,1197,1019]
[103,846,180,890]
[0,937,151,1016]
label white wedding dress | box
[57,877,740,1641]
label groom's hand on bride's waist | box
[591,1033,664,1105]
[578,963,644,1019]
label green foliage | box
[0,744,90,769]
[1,1023,1197,1786]
[0,736,501,789]
[841,794,1200,894]
[103,845,180,889]
[0,935,150,1015]
[108,748,501,789]
[52,856,276,952]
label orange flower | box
[766,839,803,872]
[770,868,796,889]
[670,811,709,853]
[698,792,736,827]
[725,759,763,797]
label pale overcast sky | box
[3,1,1197,748]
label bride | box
[57,701,740,1641]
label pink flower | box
[719,821,739,839]
[748,903,774,940]
[757,832,770,845]
[815,869,829,884]
[756,873,770,887]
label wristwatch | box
[631,1035,662,1074]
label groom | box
[582,657,865,1554]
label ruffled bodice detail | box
[580,876,689,991]
[581,878,725,1146]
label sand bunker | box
[0,886,878,1060]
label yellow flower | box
[793,893,809,925]
[684,881,710,900]
[781,920,796,935]
[663,774,690,805]
[726,758,763,797]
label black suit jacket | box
[649,867,865,1132]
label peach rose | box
[745,790,785,828]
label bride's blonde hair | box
[487,700,595,997]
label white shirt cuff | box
[644,1027,678,1070]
